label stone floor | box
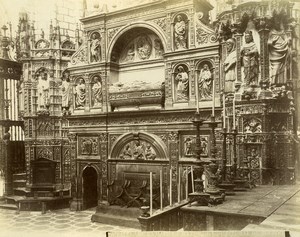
[0,207,140,237]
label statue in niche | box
[174,15,187,50]
[137,36,152,60]
[198,64,212,100]
[92,139,98,154]
[61,71,71,110]
[241,30,259,87]
[82,138,92,155]
[92,76,102,107]
[154,39,163,58]
[74,78,86,109]
[90,32,101,62]
[184,137,194,156]
[224,38,237,94]
[268,21,290,86]
[200,137,208,156]
[145,144,156,160]
[175,66,189,101]
[37,71,50,110]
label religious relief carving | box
[37,120,53,137]
[79,137,99,156]
[90,32,101,63]
[137,35,152,60]
[35,68,50,111]
[119,140,157,160]
[198,63,212,101]
[175,65,189,102]
[268,18,291,87]
[74,78,86,109]
[241,31,259,88]
[224,38,237,95]
[61,70,71,113]
[243,118,262,134]
[182,135,209,158]
[174,14,188,50]
[91,75,102,107]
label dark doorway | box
[82,167,98,209]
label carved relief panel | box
[181,135,209,158]
[118,140,159,160]
[78,136,99,157]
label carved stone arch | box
[107,21,168,62]
[172,12,189,23]
[173,63,190,73]
[35,39,50,49]
[80,163,102,179]
[195,58,215,70]
[61,39,75,49]
[109,132,168,159]
[34,67,49,80]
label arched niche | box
[195,60,214,101]
[110,132,168,160]
[173,64,190,103]
[108,25,166,89]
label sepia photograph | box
[0,0,299,236]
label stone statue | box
[74,78,86,108]
[174,15,187,50]
[184,137,193,156]
[37,72,50,110]
[90,32,101,62]
[120,144,132,159]
[198,64,212,100]
[125,45,135,62]
[241,31,259,87]
[61,71,71,110]
[268,25,290,86]
[224,38,237,94]
[175,66,189,101]
[92,76,102,107]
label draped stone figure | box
[175,66,189,101]
[198,64,212,100]
[74,79,86,108]
[61,72,71,109]
[268,27,290,86]
[37,72,50,110]
[224,39,237,94]
[174,15,187,50]
[241,31,259,87]
[92,76,102,107]
[90,32,101,62]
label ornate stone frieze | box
[68,119,106,127]
[107,27,120,43]
[70,43,88,65]
[151,17,167,33]
[195,13,217,46]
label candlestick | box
[233,98,236,129]
[160,169,163,211]
[170,168,172,206]
[223,93,226,129]
[178,166,181,203]
[191,166,195,193]
[212,76,215,117]
[185,167,188,200]
[150,172,153,216]
[196,72,200,114]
